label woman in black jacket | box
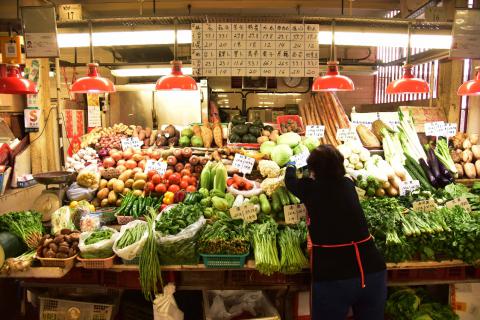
[285,144,386,320]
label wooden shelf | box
[386,260,468,270]
[0,264,73,278]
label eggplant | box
[419,158,438,188]
[437,160,454,182]
[427,146,442,180]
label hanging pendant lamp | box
[386,24,429,94]
[70,21,115,94]
[458,66,480,96]
[0,64,37,94]
[312,21,354,92]
[156,19,197,91]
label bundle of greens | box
[84,229,114,245]
[139,208,163,301]
[116,223,147,250]
[155,203,203,236]
[198,218,249,255]
[249,217,280,275]
[0,211,44,249]
[278,225,309,274]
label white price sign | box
[424,121,445,137]
[229,204,258,222]
[444,123,457,138]
[399,180,420,196]
[336,128,358,142]
[305,125,325,139]
[284,204,307,224]
[232,154,255,174]
[290,151,309,168]
[121,137,144,151]
[144,160,167,175]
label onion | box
[123,150,133,160]
[103,157,116,168]
[111,152,122,162]
[116,159,126,166]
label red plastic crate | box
[276,115,305,135]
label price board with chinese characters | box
[336,128,359,142]
[284,204,307,224]
[121,137,143,151]
[305,125,325,139]
[290,150,309,168]
[424,121,446,137]
[446,197,472,213]
[412,199,437,212]
[229,204,258,222]
[144,160,167,175]
[232,153,256,174]
[191,23,319,77]
[399,180,420,196]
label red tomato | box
[188,176,197,186]
[181,175,190,183]
[147,170,157,180]
[179,180,189,190]
[186,185,197,192]
[145,182,155,192]
[180,169,191,177]
[168,173,181,185]
[163,169,174,179]
[168,184,180,193]
[155,183,167,194]
[152,174,162,185]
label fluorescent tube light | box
[58,30,192,48]
[318,31,451,49]
[110,66,192,77]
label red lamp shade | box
[312,61,354,92]
[386,64,429,94]
[0,64,37,94]
[155,61,197,91]
[70,63,115,93]
[458,66,480,96]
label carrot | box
[227,178,234,187]
[231,183,239,189]
[244,180,253,190]
[233,174,243,184]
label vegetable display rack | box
[201,253,249,269]
[39,296,114,320]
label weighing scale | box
[32,171,76,221]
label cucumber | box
[277,187,290,206]
[271,191,282,213]
[287,190,300,204]
[259,194,272,214]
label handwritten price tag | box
[412,199,437,212]
[144,160,167,175]
[336,128,358,142]
[229,204,258,222]
[306,125,325,139]
[121,137,143,151]
[290,151,309,168]
[444,123,457,138]
[232,154,256,174]
[424,121,445,137]
[355,187,366,199]
[399,180,420,196]
[284,204,307,224]
[446,197,472,213]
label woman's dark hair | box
[307,144,346,180]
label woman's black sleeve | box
[285,166,307,199]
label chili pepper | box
[163,191,175,205]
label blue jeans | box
[311,270,387,320]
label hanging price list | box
[121,137,143,150]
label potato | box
[113,179,125,193]
[125,179,134,189]
[107,178,117,190]
[132,180,145,190]
[118,169,133,182]
[99,179,108,189]
[472,145,480,160]
[108,190,118,204]
[97,187,109,200]
[133,189,143,197]
[470,134,479,145]
[116,199,122,207]
[464,162,476,179]
[101,198,109,207]
[134,172,147,181]
[122,187,131,195]
[476,160,480,178]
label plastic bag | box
[153,283,184,320]
[71,200,92,229]
[156,214,206,265]
[76,166,100,189]
[113,220,148,261]
[80,214,101,232]
[79,226,118,259]
[51,206,75,235]
[67,182,97,201]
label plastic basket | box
[201,253,249,269]
[276,115,305,135]
[36,254,78,268]
[39,296,114,320]
[122,256,140,265]
[77,255,116,269]
[116,215,135,225]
